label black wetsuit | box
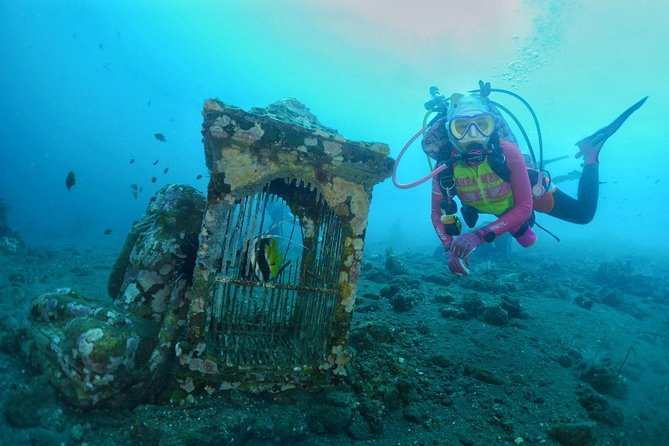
[548,164,599,224]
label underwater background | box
[2,0,668,253]
[1,1,669,445]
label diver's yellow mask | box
[449,113,495,140]
[447,93,495,152]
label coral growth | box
[22,185,206,407]
[0,198,24,254]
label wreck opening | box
[208,177,345,369]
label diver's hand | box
[478,80,492,97]
[422,116,450,158]
[450,231,485,258]
[447,251,470,276]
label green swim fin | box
[576,96,648,159]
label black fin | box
[581,96,648,147]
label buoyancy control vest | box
[436,138,548,230]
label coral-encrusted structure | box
[23,185,206,407]
[177,98,393,393]
[22,98,392,407]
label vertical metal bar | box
[258,285,267,337]
[219,207,236,277]
[267,284,277,341]
[282,261,296,328]
[228,198,249,279]
[211,208,238,347]
[239,194,261,342]
[226,197,252,341]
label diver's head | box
[447,93,495,153]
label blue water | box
[1,0,667,256]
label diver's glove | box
[447,250,470,276]
[450,230,488,258]
[421,116,449,158]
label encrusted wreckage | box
[0,198,24,254]
[22,98,393,407]
[24,184,206,407]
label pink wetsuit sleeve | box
[481,140,533,236]
[431,177,453,248]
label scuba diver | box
[393,81,647,276]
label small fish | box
[98,43,104,50]
[196,174,203,180]
[552,170,581,184]
[239,237,288,282]
[654,179,660,184]
[132,190,138,200]
[151,176,157,183]
[65,171,76,190]
[130,158,135,164]
[153,159,159,166]
[103,228,112,235]
[163,167,169,174]
[543,155,569,166]
[130,184,139,191]
[139,186,143,192]
[154,133,167,143]
[147,100,152,107]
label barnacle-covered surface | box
[180,98,393,394]
[22,184,206,407]
[202,98,392,201]
[109,184,206,322]
[20,99,393,406]
[24,289,159,407]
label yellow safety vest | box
[453,158,514,216]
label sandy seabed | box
[0,241,667,446]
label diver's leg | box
[543,98,646,224]
[575,96,647,163]
[547,99,641,222]
[510,216,537,247]
[547,164,599,224]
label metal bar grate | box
[206,186,344,369]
